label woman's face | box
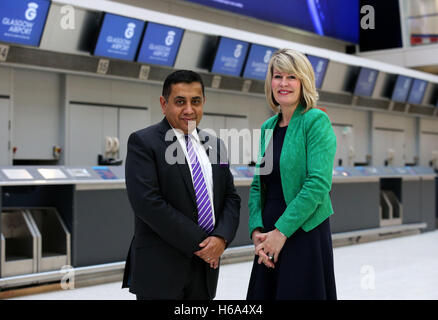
[271,69,302,109]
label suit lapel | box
[199,130,222,216]
[158,122,224,215]
[159,119,197,206]
[211,163,221,217]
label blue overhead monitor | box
[211,37,249,77]
[183,0,359,43]
[0,0,51,47]
[407,78,427,105]
[354,67,379,97]
[242,44,276,80]
[93,13,145,61]
[136,22,184,67]
[306,55,329,89]
[391,75,413,102]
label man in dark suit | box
[122,70,241,300]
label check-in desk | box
[330,167,381,233]
[405,166,437,231]
[229,166,255,247]
[0,164,256,280]
[0,164,435,282]
[0,166,133,280]
[331,166,436,233]
[229,165,437,248]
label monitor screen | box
[93,13,145,61]
[183,0,359,43]
[391,75,413,102]
[407,78,427,105]
[211,37,249,77]
[93,166,117,180]
[306,54,329,89]
[0,0,51,47]
[136,22,184,67]
[242,44,276,80]
[353,67,378,97]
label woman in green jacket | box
[246,49,337,300]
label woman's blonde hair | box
[265,48,319,113]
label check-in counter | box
[0,166,133,278]
[331,167,381,233]
[0,164,255,279]
[229,165,436,246]
[331,166,436,232]
[407,166,437,231]
[376,166,435,231]
[0,164,435,281]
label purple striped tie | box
[185,135,214,234]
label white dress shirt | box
[173,128,216,226]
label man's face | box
[160,82,205,134]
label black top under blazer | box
[122,118,241,299]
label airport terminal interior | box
[0,0,438,300]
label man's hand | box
[194,236,226,269]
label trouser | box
[136,257,210,300]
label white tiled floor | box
[9,230,438,300]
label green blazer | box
[248,104,337,238]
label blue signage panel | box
[94,13,145,61]
[391,75,413,102]
[0,0,50,47]
[354,67,378,97]
[306,55,329,89]
[407,78,427,105]
[183,0,359,43]
[242,44,276,80]
[211,37,249,77]
[136,22,184,67]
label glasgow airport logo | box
[124,22,136,39]
[234,44,243,58]
[2,2,40,39]
[105,22,137,55]
[0,0,54,46]
[165,30,175,46]
[25,2,39,21]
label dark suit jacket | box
[122,118,241,299]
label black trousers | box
[136,257,210,300]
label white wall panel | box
[0,98,11,165]
[372,112,417,165]
[0,67,11,96]
[13,69,61,160]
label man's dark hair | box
[162,70,205,101]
